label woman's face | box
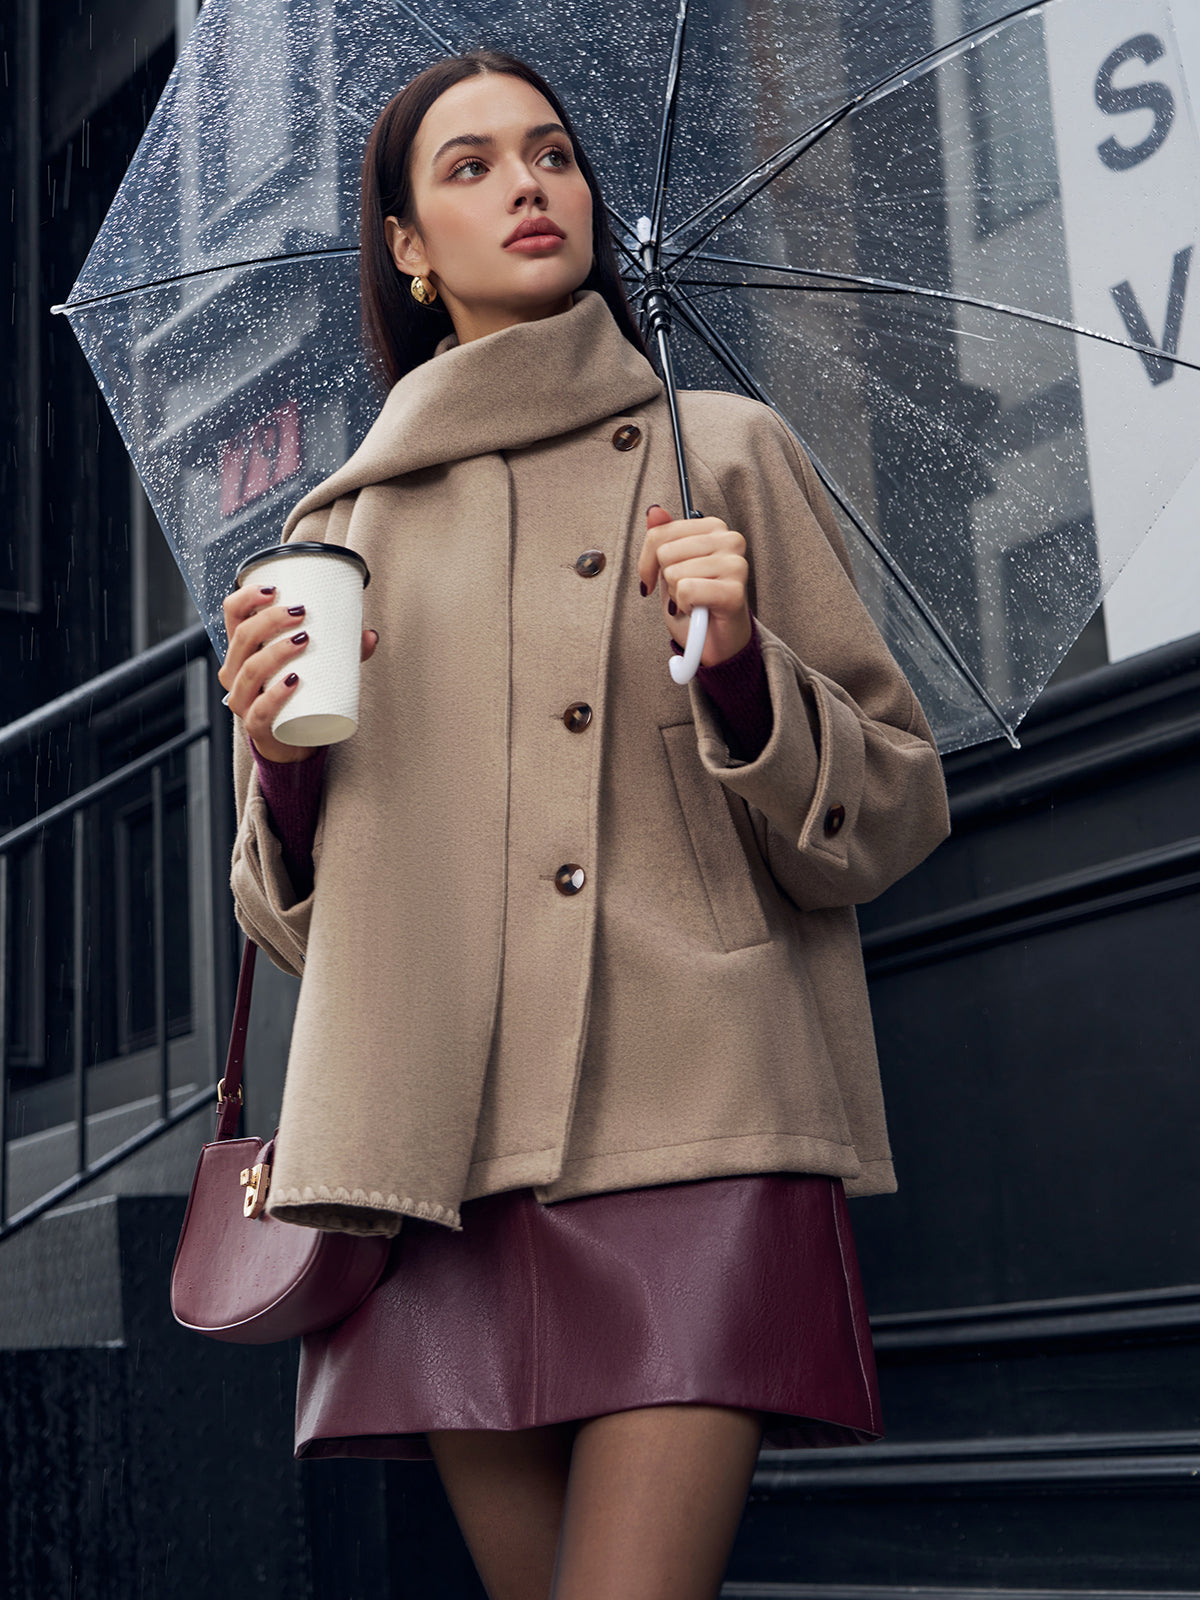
[385,73,595,344]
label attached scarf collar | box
[283,290,663,534]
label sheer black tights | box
[426,1404,763,1600]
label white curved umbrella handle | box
[669,605,709,685]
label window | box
[962,0,1059,236]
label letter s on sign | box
[1095,33,1176,172]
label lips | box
[504,216,566,247]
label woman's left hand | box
[638,505,753,667]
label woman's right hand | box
[219,581,379,764]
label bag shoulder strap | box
[215,940,256,1142]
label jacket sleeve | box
[686,404,951,911]
[230,726,317,976]
[228,503,337,974]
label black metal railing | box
[0,624,236,1238]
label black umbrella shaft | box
[642,261,696,519]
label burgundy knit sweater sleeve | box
[689,619,774,762]
[249,739,327,899]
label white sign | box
[1043,0,1200,660]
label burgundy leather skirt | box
[295,1173,882,1460]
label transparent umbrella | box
[56,0,1200,748]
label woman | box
[219,49,950,1600]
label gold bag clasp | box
[239,1161,271,1219]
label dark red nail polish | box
[291,630,308,645]
[668,599,678,616]
[260,585,276,595]
[287,604,305,617]
[639,581,648,598]
[284,672,299,687]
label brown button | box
[612,423,642,451]
[563,703,593,732]
[574,549,606,578]
[824,804,846,837]
[555,864,587,896]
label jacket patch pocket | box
[661,723,771,953]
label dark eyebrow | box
[430,123,569,168]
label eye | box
[448,156,488,180]
[538,145,573,170]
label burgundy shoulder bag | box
[170,941,390,1343]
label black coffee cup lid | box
[236,542,371,588]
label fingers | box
[663,560,750,618]
[221,596,380,679]
[225,623,309,723]
[220,580,281,669]
[240,659,308,759]
[638,506,708,595]
[637,509,747,618]
[219,579,380,753]
[637,505,676,597]
[218,589,303,692]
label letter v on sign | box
[1110,245,1193,385]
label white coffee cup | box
[235,542,372,746]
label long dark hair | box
[360,50,646,389]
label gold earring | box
[410,275,437,306]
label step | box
[4,1085,200,1219]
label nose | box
[507,157,548,211]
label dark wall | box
[726,635,1200,1594]
[1,0,175,724]
[857,636,1200,1314]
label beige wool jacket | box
[230,290,950,1237]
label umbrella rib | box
[670,253,1200,377]
[388,0,458,55]
[672,277,903,294]
[52,247,361,314]
[647,0,693,252]
[669,287,1021,748]
[62,222,648,321]
[663,0,1056,266]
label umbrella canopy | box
[57,0,1200,750]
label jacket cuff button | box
[823,804,846,837]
